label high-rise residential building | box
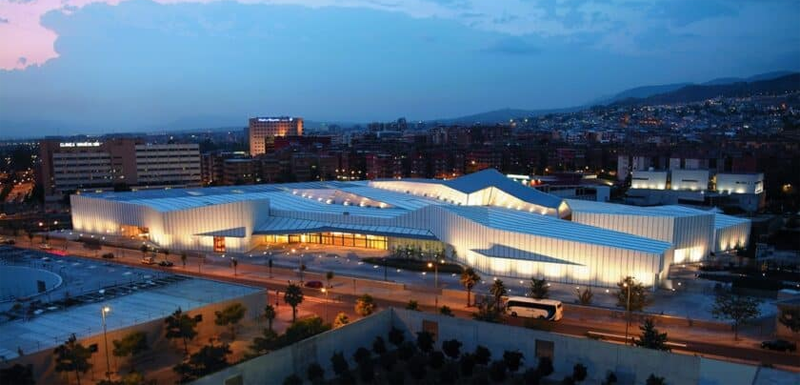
[247,117,303,156]
[38,138,201,201]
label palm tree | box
[490,279,507,308]
[460,268,481,307]
[163,249,170,262]
[180,252,188,267]
[326,271,334,288]
[264,305,276,332]
[283,283,304,322]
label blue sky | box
[0,0,798,137]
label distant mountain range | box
[432,70,798,125]
[2,70,798,139]
[610,72,800,107]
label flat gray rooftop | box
[0,248,261,360]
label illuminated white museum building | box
[70,169,750,288]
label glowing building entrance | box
[263,232,388,250]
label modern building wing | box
[71,169,749,288]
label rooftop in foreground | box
[0,257,261,360]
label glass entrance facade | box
[263,232,388,250]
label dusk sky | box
[0,0,798,137]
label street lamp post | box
[427,260,441,289]
[101,306,111,380]
[321,287,329,321]
[623,282,631,345]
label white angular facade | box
[70,169,749,289]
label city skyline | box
[1,0,799,137]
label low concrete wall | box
[3,288,266,384]
[194,308,795,385]
[195,310,393,385]
[392,309,701,384]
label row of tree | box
[279,328,670,385]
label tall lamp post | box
[321,287,329,321]
[101,305,111,380]
[427,260,442,289]
[623,282,631,345]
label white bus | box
[505,296,563,321]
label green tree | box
[307,363,325,384]
[460,268,481,307]
[416,331,434,353]
[616,277,650,311]
[173,342,231,383]
[283,283,304,323]
[460,354,476,376]
[573,363,588,382]
[490,279,507,308]
[442,339,462,359]
[263,305,276,332]
[355,294,377,316]
[502,350,524,372]
[646,374,665,385]
[0,364,35,385]
[164,308,200,355]
[214,303,247,339]
[388,327,405,347]
[576,288,594,305]
[778,307,800,333]
[489,360,507,382]
[282,374,302,385]
[472,301,502,323]
[333,312,349,328]
[353,347,371,364]
[326,271,334,288]
[406,300,420,311]
[529,278,549,299]
[112,331,149,370]
[635,318,670,351]
[712,292,761,340]
[372,336,387,355]
[180,252,188,267]
[330,351,349,376]
[474,345,491,366]
[248,328,278,355]
[439,305,454,317]
[54,334,94,385]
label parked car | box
[39,244,52,250]
[761,339,797,352]
[159,260,174,267]
[101,253,115,259]
[304,280,324,289]
[141,256,156,265]
[1,239,14,245]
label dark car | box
[158,260,174,267]
[304,280,324,289]
[2,239,15,245]
[101,253,115,259]
[761,339,797,352]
